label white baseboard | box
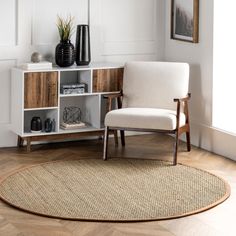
[190,122,236,162]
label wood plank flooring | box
[0,134,235,236]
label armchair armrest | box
[173,93,191,102]
[103,91,123,99]
[103,91,123,111]
[173,93,191,128]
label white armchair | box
[103,61,191,165]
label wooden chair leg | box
[120,130,125,146]
[173,131,179,166]
[186,131,191,152]
[103,127,109,160]
[114,130,118,147]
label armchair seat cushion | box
[105,108,186,131]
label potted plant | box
[55,15,75,67]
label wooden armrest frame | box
[173,93,191,131]
[104,90,123,111]
[103,91,123,99]
[173,93,191,102]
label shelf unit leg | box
[17,136,24,147]
[26,138,31,152]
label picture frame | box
[171,0,199,43]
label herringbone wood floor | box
[0,134,235,236]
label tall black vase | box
[75,25,91,66]
[55,40,75,67]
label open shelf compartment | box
[60,70,92,94]
[59,95,102,132]
[23,109,59,135]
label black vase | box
[31,117,42,132]
[44,118,52,133]
[55,40,75,67]
[75,25,91,66]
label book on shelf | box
[60,122,86,130]
[21,61,52,70]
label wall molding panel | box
[0,0,18,46]
[32,0,88,46]
[0,0,164,147]
[0,59,17,125]
[98,0,158,55]
[100,0,156,42]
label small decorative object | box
[51,119,56,132]
[171,0,199,43]
[63,106,82,124]
[61,106,85,130]
[31,117,42,133]
[75,24,91,66]
[44,118,53,133]
[55,15,75,67]
[31,52,42,63]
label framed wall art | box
[171,0,199,43]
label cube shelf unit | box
[11,62,124,151]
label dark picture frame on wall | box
[171,0,199,43]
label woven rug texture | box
[0,158,230,221]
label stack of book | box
[60,122,86,130]
[21,61,52,70]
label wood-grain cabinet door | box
[93,68,124,92]
[24,72,58,109]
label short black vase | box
[31,117,42,132]
[75,25,91,66]
[55,40,75,67]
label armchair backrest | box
[122,61,189,110]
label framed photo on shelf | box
[171,0,199,43]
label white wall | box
[164,0,214,134]
[0,0,165,147]
[90,0,165,63]
[164,0,236,161]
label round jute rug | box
[0,158,230,222]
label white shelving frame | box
[11,62,124,139]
